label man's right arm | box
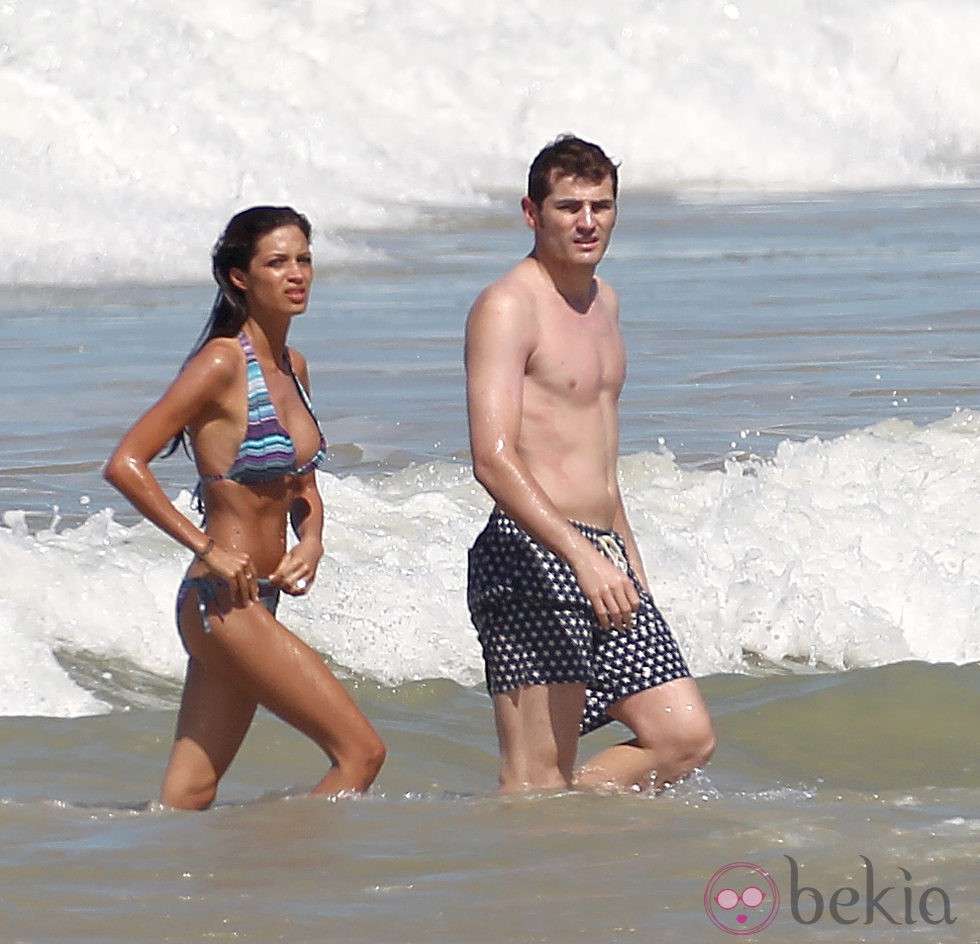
[465,285,639,630]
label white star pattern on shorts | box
[468,511,691,735]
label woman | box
[105,206,385,810]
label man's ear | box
[521,195,539,231]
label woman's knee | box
[339,729,387,789]
[362,731,387,781]
[160,771,219,811]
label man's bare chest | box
[527,324,625,402]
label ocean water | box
[2,2,980,942]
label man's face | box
[523,172,617,269]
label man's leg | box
[493,682,587,794]
[576,677,716,792]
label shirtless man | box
[465,136,716,794]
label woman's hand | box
[269,541,322,596]
[198,541,259,606]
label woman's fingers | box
[202,543,257,605]
[269,550,316,596]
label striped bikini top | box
[200,332,327,487]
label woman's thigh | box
[168,655,259,790]
[179,589,375,758]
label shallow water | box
[2,664,977,943]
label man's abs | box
[517,408,620,529]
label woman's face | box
[230,224,313,318]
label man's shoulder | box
[593,275,620,311]
[468,259,541,329]
[473,258,539,307]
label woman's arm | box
[103,341,259,602]
[270,349,324,595]
[270,471,324,596]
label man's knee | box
[616,696,716,773]
[659,710,716,770]
[685,719,717,769]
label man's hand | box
[571,546,640,630]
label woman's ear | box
[228,267,249,292]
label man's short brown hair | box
[527,135,619,206]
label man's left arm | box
[612,493,650,593]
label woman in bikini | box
[105,206,385,810]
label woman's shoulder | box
[285,344,308,373]
[184,335,246,384]
[283,345,312,390]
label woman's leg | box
[211,605,386,797]
[160,655,258,810]
[164,586,385,808]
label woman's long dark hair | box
[164,205,312,459]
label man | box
[465,135,716,794]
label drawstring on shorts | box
[595,533,628,572]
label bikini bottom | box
[176,576,280,635]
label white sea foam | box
[626,410,980,673]
[0,412,976,717]
[2,0,979,284]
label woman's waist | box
[189,528,288,578]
